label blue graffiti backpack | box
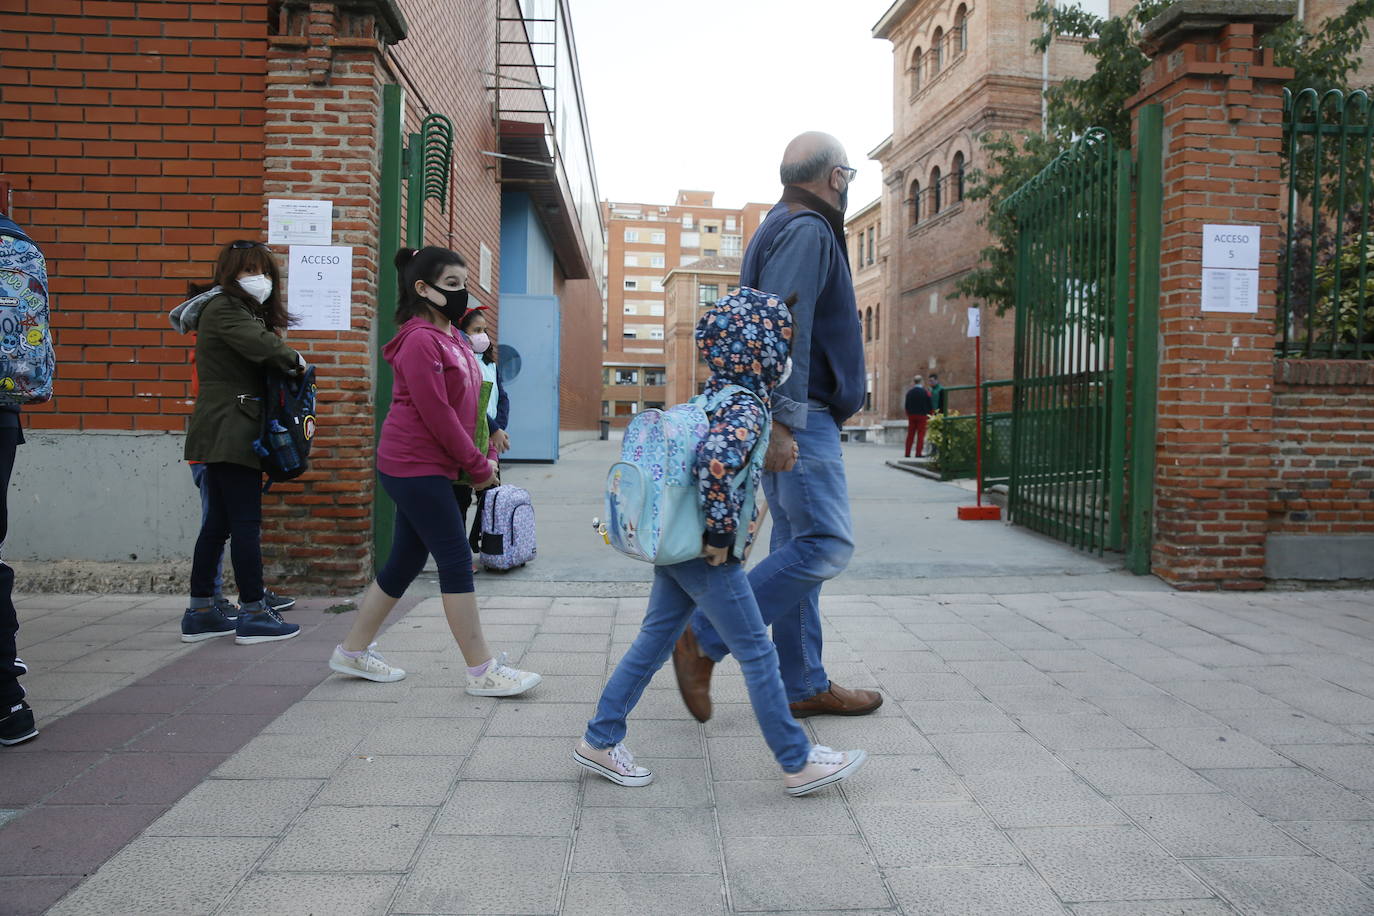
[0,222,55,405]
[253,365,317,485]
[604,384,768,566]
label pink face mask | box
[469,332,491,354]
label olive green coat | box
[184,293,301,469]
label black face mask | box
[424,284,469,323]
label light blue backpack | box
[605,385,769,565]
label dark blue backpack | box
[253,366,317,484]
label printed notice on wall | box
[967,306,981,338]
[1201,224,1260,313]
[288,245,352,331]
[1201,268,1258,314]
[268,199,333,246]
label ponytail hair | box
[394,246,467,325]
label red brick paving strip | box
[0,597,421,915]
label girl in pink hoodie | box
[326,247,541,696]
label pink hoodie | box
[377,317,490,481]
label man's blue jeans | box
[690,405,854,703]
[586,558,810,773]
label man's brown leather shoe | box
[788,682,883,718]
[671,628,715,722]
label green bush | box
[928,411,975,475]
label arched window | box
[931,28,944,74]
[908,179,921,227]
[953,152,966,202]
[875,304,880,340]
[955,5,968,55]
[931,166,943,214]
[910,47,923,94]
[864,307,873,342]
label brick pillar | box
[261,0,406,591]
[1126,3,1294,589]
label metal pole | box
[975,331,984,506]
[374,83,405,567]
[1127,104,1163,575]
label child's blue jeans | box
[585,557,810,774]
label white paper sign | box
[268,199,332,246]
[967,306,981,338]
[1202,224,1260,270]
[1201,268,1258,314]
[287,245,352,331]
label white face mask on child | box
[777,357,793,386]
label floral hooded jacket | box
[693,287,793,550]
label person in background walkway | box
[672,131,883,722]
[903,375,934,458]
[0,211,36,746]
[174,240,304,645]
[327,246,540,696]
[577,290,867,797]
[453,306,511,569]
[928,372,944,413]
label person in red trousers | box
[903,375,934,458]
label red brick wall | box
[1269,360,1374,537]
[258,2,392,589]
[1127,23,1293,589]
[0,0,271,434]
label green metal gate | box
[1003,108,1161,572]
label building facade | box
[0,0,602,591]
[661,256,743,407]
[845,197,887,430]
[871,0,1130,422]
[601,191,769,426]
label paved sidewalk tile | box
[219,874,402,916]
[722,834,890,912]
[395,834,568,915]
[1189,857,1374,916]
[1009,825,1210,902]
[262,804,433,872]
[563,874,725,916]
[884,865,1067,915]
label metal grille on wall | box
[1280,88,1374,360]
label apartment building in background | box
[601,191,770,426]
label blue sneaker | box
[181,606,237,643]
[213,595,239,622]
[263,588,295,613]
[235,607,300,645]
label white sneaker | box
[329,644,407,683]
[465,652,541,697]
[572,739,654,787]
[783,745,868,797]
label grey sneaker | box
[572,739,653,787]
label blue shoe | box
[213,595,239,622]
[263,588,295,613]
[235,607,300,645]
[181,606,237,643]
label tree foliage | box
[955,0,1374,314]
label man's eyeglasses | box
[834,165,858,182]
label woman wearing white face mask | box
[172,240,305,645]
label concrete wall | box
[10,431,199,564]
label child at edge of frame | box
[573,287,869,798]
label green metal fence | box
[1002,127,1137,555]
[1280,88,1374,359]
[930,380,1012,485]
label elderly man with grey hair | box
[672,132,883,722]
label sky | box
[568,0,899,213]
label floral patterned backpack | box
[604,384,769,566]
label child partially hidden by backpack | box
[574,289,868,797]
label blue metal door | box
[497,293,560,461]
